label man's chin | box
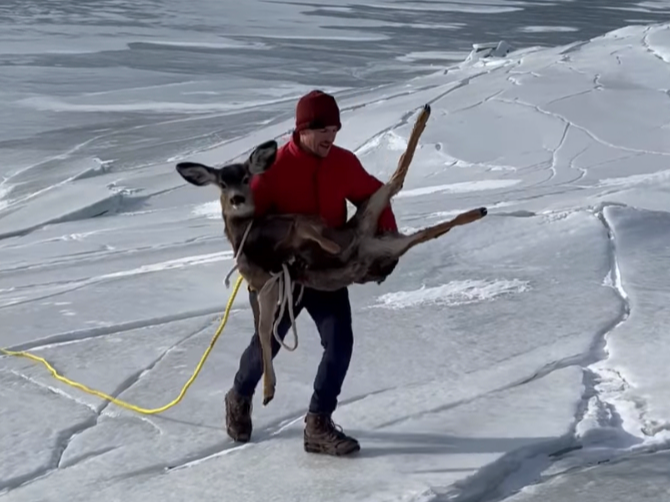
[318,145,332,157]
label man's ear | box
[176,162,219,186]
[247,140,278,175]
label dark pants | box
[233,285,354,415]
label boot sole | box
[304,441,361,456]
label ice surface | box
[505,450,670,502]
[595,205,670,438]
[2,5,670,502]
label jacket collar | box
[287,131,323,162]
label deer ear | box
[176,162,219,186]
[247,140,277,175]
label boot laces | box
[323,416,347,438]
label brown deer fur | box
[175,104,487,405]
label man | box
[224,90,398,456]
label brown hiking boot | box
[225,388,253,442]
[304,412,360,456]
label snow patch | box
[17,93,307,114]
[239,33,388,42]
[397,51,470,63]
[192,201,221,220]
[0,182,135,239]
[363,3,524,13]
[597,168,670,187]
[72,158,115,180]
[97,251,234,280]
[0,184,11,210]
[356,130,410,157]
[136,39,270,50]
[466,40,513,62]
[372,279,531,309]
[396,179,521,198]
[518,26,580,33]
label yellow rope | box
[0,274,245,415]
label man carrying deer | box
[225,90,399,456]
[176,90,486,457]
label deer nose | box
[230,195,246,207]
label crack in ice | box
[354,65,510,155]
[495,97,670,159]
[5,307,238,353]
[0,320,217,492]
[642,27,670,64]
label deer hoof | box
[262,383,275,406]
[479,207,488,217]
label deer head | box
[176,140,278,219]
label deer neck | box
[223,213,253,255]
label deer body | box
[176,104,487,405]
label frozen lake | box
[2,0,670,192]
[2,1,670,501]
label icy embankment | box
[2,22,670,502]
[596,205,670,439]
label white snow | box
[518,26,580,33]
[397,51,471,63]
[0,185,10,211]
[138,39,271,50]
[362,2,526,14]
[3,5,670,502]
[372,279,531,309]
[18,95,318,114]
[396,179,523,198]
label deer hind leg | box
[388,104,431,194]
[256,279,280,406]
[356,105,432,237]
[362,207,488,261]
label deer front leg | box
[257,280,280,406]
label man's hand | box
[286,254,309,281]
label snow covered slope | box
[2,21,670,502]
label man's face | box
[299,126,338,158]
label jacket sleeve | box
[343,152,398,233]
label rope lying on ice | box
[0,275,245,415]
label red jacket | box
[250,134,398,233]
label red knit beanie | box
[295,90,341,132]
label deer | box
[175,104,487,406]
